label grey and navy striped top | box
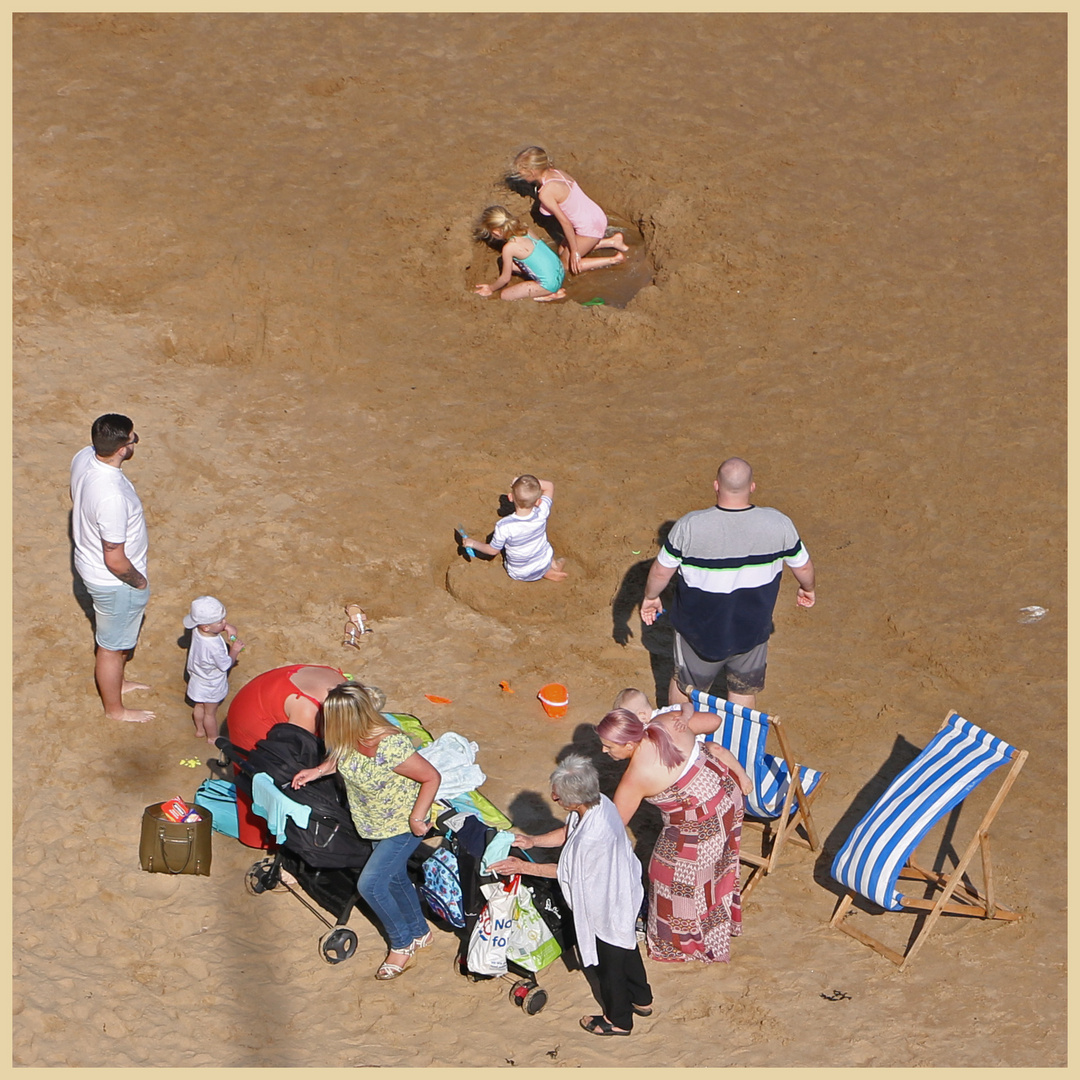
[657,505,809,661]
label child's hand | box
[224,622,238,638]
[568,249,583,274]
[229,638,245,656]
[474,283,495,297]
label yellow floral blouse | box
[336,733,419,840]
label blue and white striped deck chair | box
[828,710,1027,969]
[688,689,828,895]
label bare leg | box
[595,232,629,252]
[543,558,568,582]
[202,702,220,746]
[727,690,757,712]
[192,703,206,737]
[667,675,690,706]
[499,280,565,302]
[95,646,155,722]
[576,251,626,273]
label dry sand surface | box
[12,12,1066,1069]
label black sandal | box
[580,1015,631,1037]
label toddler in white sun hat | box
[183,595,244,746]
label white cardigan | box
[556,794,643,967]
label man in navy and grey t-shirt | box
[640,458,815,711]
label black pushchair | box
[430,808,575,1015]
[216,722,390,964]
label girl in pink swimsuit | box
[513,146,630,276]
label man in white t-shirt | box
[70,414,154,722]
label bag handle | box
[157,825,196,874]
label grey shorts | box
[86,580,149,651]
[673,632,768,697]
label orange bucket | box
[537,683,568,718]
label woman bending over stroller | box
[292,682,441,981]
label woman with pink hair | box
[596,707,752,964]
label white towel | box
[418,732,486,800]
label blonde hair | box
[476,205,528,242]
[511,474,542,509]
[321,682,396,759]
[513,146,553,175]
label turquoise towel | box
[251,772,311,842]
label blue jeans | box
[357,831,428,951]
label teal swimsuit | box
[512,234,565,293]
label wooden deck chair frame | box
[687,691,828,898]
[828,711,1027,970]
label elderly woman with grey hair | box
[489,754,652,1037]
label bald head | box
[715,458,755,507]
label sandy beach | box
[12,13,1066,1068]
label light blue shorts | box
[86,580,150,651]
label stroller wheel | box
[509,978,532,1005]
[245,859,279,895]
[522,986,548,1015]
[320,927,358,965]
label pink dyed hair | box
[596,708,685,770]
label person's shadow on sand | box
[611,520,678,706]
[68,510,96,631]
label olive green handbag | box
[138,802,213,876]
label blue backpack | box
[420,846,466,928]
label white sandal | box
[375,943,415,981]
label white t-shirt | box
[186,630,232,702]
[70,446,148,588]
[489,495,554,581]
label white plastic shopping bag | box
[466,875,519,976]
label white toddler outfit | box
[186,630,233,703]
[489,495,554,581]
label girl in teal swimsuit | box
[474,206,566,302]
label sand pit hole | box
[562,213,653,308]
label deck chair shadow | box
[828,710,1027,970]
[688,689,828,897]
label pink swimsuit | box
[538,170,609,240]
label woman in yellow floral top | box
[291,683,441,980]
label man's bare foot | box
[543,558,568,582]
[107,707,155,723]
[122,680,150,694]
[534,288,566,302]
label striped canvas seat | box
[689,689,824,820]
[686,689,827,894]
[828,710,1027,969]
[832,713,1016,911]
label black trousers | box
[585,936,652,1031]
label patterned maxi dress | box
[644,747,744,962]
